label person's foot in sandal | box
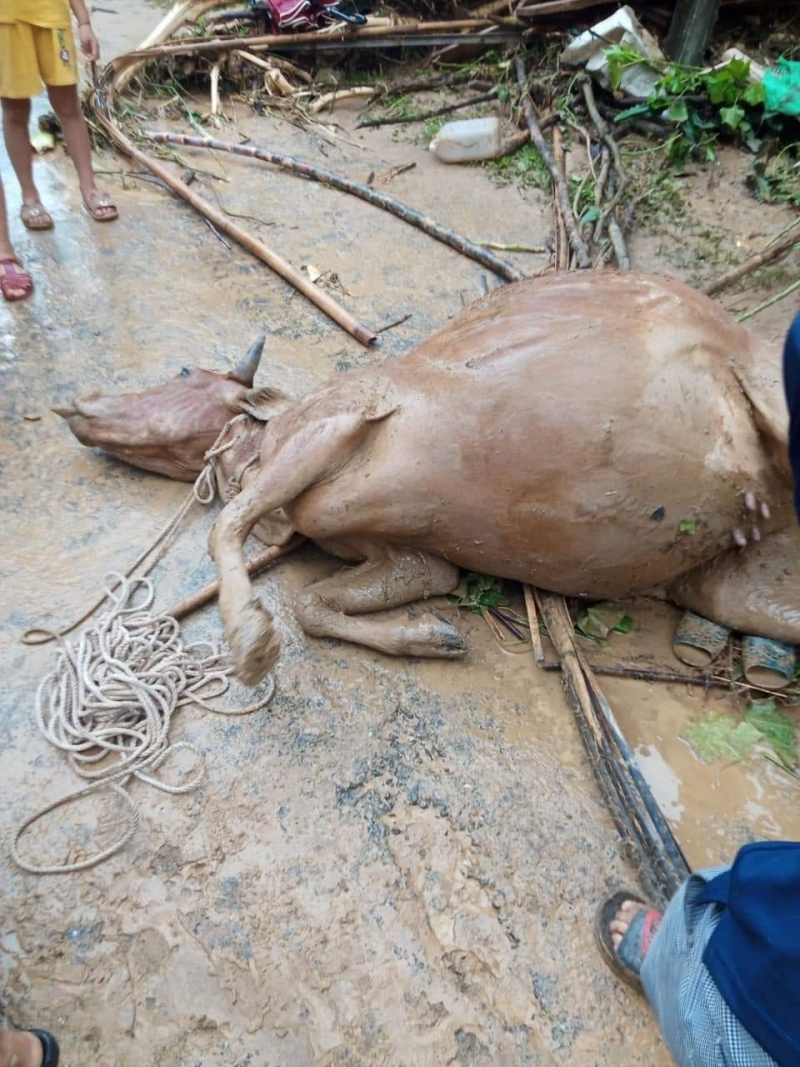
[0,257,33,302]
[0,1023,59,1066]
[82,187,118,223]
[20,201,54,231]
[595,889,663,991]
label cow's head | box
[54,338,287,481]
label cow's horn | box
[232,335,265,386]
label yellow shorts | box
[0,21,78,98]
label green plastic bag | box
[763,58,800,117]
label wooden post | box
[664,0,721,66]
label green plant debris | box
[449,572,509,615]
[684,702,798,771]
[679,519,696,534]
[747,143,800,207]
[483,143,552,193]
[575,603,633,642]
[745,700,798,770]
[683,713,762,764]
[606,47,784,168]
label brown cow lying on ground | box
[56,271,800,684]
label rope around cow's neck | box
[13,415,275,875]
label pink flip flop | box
[0,257,34,302]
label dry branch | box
[703,226,800,296]
[94,111,376,345]
[143,131,526,283]
[515,57,591,269]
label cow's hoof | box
[229,598,281,685]
[407,618,467,658]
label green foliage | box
[679,519,696,534]
[747,143,800,207]
[683,701,798,773]
[574,603,633,642]
[606,47,773,166]
[484,143,552,192]
[684,713,762,763]
[448,573,509,616]
[745,700,798,771]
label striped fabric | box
[641,867,781,1066]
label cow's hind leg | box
[295,547,466,658]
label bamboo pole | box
[93,111,376,346]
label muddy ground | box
[1,4,799,1065]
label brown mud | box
[1,5,799,1065]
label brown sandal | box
[20,201,54,231]
[82,191,118,223]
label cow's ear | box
[236,386,294,422]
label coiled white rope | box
[13,416,275,875]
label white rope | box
[13,415,274,875]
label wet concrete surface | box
[2,4,799,1065]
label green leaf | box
[679,519,696,534]
[743,82,766,106]
[575,604,633,641]
[668,99,689,123]
[720,104,745,130]
[745,701,798,769]
[579,205,601,225]
[683,713,762,763]
[615,102,653,123]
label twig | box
[357,91,497,129]
[703,229,800,296]
[93,110,377,345]
[310,86,375,114]
[607,218,630,271]
[375,313,412,335]
[581,78,626,191]
[203,215,231,249]
[143,131,526,283]
[477,241,547,253]
[515,57,591,269]
[234,49,312,84]
[737,278,800,323]
[210,62,221,117]
[552,124,569,271]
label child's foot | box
[20,201,54,231]
[0,257,34,302]
[82,188,118,223]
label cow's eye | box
[180,367,191,377]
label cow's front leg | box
[209,409,383,684]
[210,486,283,685]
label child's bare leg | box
[0,177,14,258]
[1,97,44,213]
[47,83,115,220]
